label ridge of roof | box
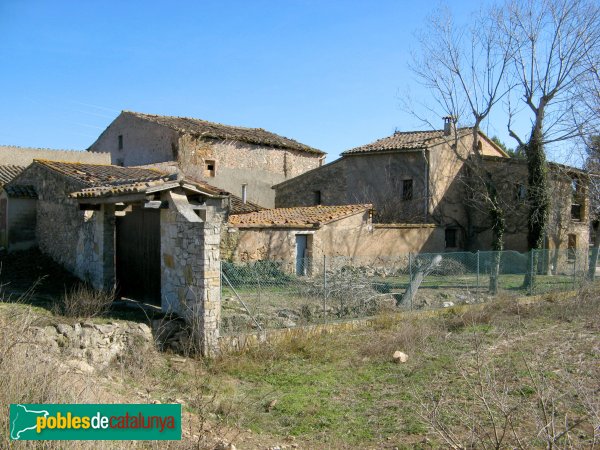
[342,127,474,155]
[229,204,372,228]
[123,111,325,155]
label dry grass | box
[52,283,114,318]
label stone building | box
[0,146,110,250]
[223,205,445,270]
[471,156,590,270]
[274,122,589,255]
[6,160,227,355]
[274,123,507,251]
[88,111,325,207]
[0,165,31,250]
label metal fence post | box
[323,255,327,319]
[408,252,413,311]
[573,250,577,290]
[476,251,480,294]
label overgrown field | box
[171,288,599,448]
[1,277,599,448]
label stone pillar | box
[160,190,223,356]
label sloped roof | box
[71,178,228,199]
[229,196,265,215]
[0,165,25,186]
[229,204,371,228]
[33,160,169,187]
[124,111,325,155]
[343,128,474,155]
[4,184,37,199]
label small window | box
[571,176,584,220]
[314,190,322,205]
[402,179,413,201]
[116,158,124,166]
[445,228,457,248]
[204,160,216,177]
[118,135,123,150]
[516,183,527,201]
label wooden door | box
[116,207,161,305]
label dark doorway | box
[116,207,161,305]
[295,234,307,276]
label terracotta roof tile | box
[229,196,265,215]
[0,165,25,186]
[126,111,325,155]
[229,204,371,228]
[342,128,473,155]
[72,180,175,199]
[34,160,170,187]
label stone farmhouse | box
[5,160,227,354]
[0,145,110,251]
[88,111,325,208]
[223,205,445,271]
[274,120,589,256]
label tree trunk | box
[523,121,550,291]
[588,221,600,281]
[488,201,505,295]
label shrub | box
[54,283,114,318]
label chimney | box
[443,116,456,136]
[241,184,247,204]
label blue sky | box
[0,0,548,163]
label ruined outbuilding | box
[6,160,227,354]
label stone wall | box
[178,136,322,207]
[223,212,444,268]
[274,152,432,223]
[160,190,225,355]
[7,164,115,290]
[0,145,110,166]
[28,320,153,373]
[275,159,347,208]
[89,112,323,208]
[88,113,179,166]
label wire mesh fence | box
[220,248,595,335]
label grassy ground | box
[1,283,599,448]
[2,250,598,448]
[193,288,599,448]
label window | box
[402,179,413,201]
[516,183,527,201]
[116,158,124,166]
[571,176,584,220]
[445,228,457,248]
[314,190,322,205]
[118,135,123,150]
[204,160,216,177]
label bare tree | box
[410,5,515,292]
[501,0,600,242]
